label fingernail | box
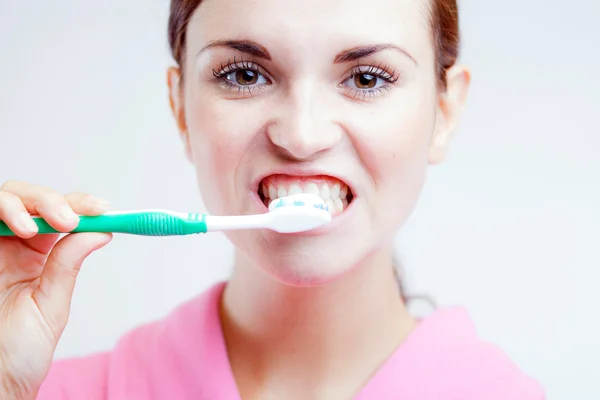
[59,205,80,222]
[19,212,38,232]
[93,198,111,210]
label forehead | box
[187,0,433,63]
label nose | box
[266,79,343,160]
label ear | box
[428,64,471,165]
[167,66,193,163]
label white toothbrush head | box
[266,193,331,233]
[202,193,332,233]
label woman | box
[0,0,545,398]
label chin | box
[269,255,352,287]
[263,254,357,287]
[229,230,374,287]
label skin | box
[0,0,469,398]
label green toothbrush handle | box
[0,212,207,236]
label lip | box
[250,166,358,236]
[252,166,358,203]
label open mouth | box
[258,174,354,216]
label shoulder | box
[444,331,545,399]
[37,352,111,399]
[391,306,546,399]
[37,282,227,399]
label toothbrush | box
[0,194,331,237]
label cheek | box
[352,88,437,213]
[185,93,262,214]
[381,107,434,185]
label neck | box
[221,246,417,399]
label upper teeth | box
[261,181,350,214]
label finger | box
[24,192,110,253]
[1,181,80,232]
[21,234,62,256]
[65,192,110,216]
[0,191,39,239]
[32,232,112,338]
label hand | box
[0,180,112,399]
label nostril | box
[266,117,344,161]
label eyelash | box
[211,57,400,99]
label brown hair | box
[168,0,461,89]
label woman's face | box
[168,0,469,285]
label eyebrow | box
[334,44,417,65]
[196,40,416,65]
[197,39,271,60]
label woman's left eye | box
[341,66,398,96]
[224,69,268,86]
[344,73,386,90]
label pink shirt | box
[38,282,545,399]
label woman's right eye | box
[213,59,271,90]
[224,69,268,86]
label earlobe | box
[167,67,193,163]
[428,64,471,165]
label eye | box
[341,65,399,98]
[225,69,268,86]
[345,72,387,90]
[355,73,379,89]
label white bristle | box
[268,193,328,212]
[266,194,331,233]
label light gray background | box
[0,1,598,399]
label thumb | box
[32,232,112,339]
